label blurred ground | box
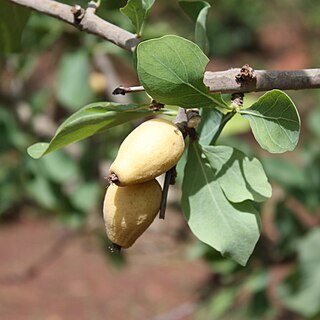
[0,207,210,320]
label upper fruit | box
[109,118,185,186]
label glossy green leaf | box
[202,145,272,203]
[279,229,320,317]
[56,51,93,110]
[120,0,155,36]
[179,1,211,54]
[181,142,261,265]
[0,1,31,54]
[137,35,227,109]
[27,102,169,159]
[240,90,300,153]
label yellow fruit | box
[103,179,162,249]
[109,118,185,186]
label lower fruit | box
[103,179,162,249]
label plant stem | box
[211,110,236,145]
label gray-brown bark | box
[7,0,320,94]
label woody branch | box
[7,0,320,93]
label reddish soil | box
[0,211,210,320]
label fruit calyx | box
[108,172,119,185]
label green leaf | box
[179,1,211,54]
[198,108,224,145]
[0,1,31,54]
[27,102,167,159]
[56,51,93,110]
[279,228,320,317]
[181,142,261,265]
[240,90,300,153]
[137,35,227,109]
[202,145,272,203]
[120,0,155,36]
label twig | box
[93,52,131,104]
[113,85,145,95]
[204,68,320,93]
[9,1,320,93]
[113,69,320,95]
[9,0,139,52]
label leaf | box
[202,145,272,203]
[0,1,31,54]
[198,108,224,145]
[27,102,167,159]
[240,90,300,153]
[181,142,261,265]
[279,228,320,317]
[56,51,93,110]
[120,0,155,36]
[179,1,211,54]
[137,35,227,109]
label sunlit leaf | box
[181,142,261,265]
[137,35,227,109]
[27,102,172,159]
[241,90,300,153]
[203,145,272,203]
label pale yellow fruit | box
[103,179,162,249]
[109,118,185,186]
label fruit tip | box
[109,243,122,253]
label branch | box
[204,68,320,93]
[113,69,320,95]
[9,0,320,93]
[9,0,140,52]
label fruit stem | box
[159,166,176,219]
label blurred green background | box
[0,0,320,319]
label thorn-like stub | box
[231,92,244,111]
[109,243,122,253]
[149,100,164,111]
[71,5,85,20]
[108,172,120,185]
[112,86,126,95]
[186,109,201,129]
[235,64,255,83]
